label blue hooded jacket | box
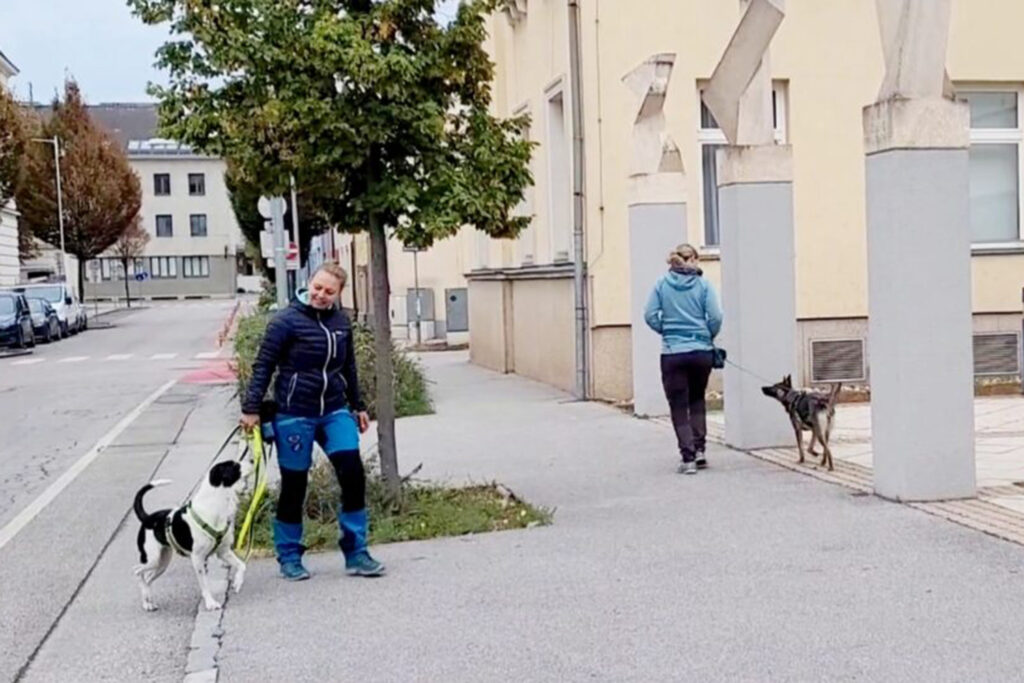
[643,267,723,354]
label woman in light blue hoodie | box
[644,243,723,475]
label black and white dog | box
[762,376,842,471]
[133,459,251,612]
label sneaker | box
[280,561,311,581]
[696,452,708,469]
[677,461,698,475]
[345,552,386,577]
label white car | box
[13,283,87,336]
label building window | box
[190,214,208,237]
[156,215,173,238]
[697,85,788,247]
[513,113,536,266]
[188,173,206,196]
[154,173,171,196]
[546,88,571,262]
[150,256,177,279]
[963,90,1022,244]
[183,256,210,278]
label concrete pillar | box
[718,145,797,449]
[629,175,687,417]
[864,97,976,501]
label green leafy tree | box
[16,81,142,296]
[0,83,26,209]
[129,0,534,500]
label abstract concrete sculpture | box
[702,0,784,146]
[622,53,683,177]
[624,54,686,417]
[864,0,975,501]
[875,0,954,101]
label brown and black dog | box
[761,376,842,470]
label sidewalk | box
[701,397,1024,526]
[215,353,1024,681]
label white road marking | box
[194,351,220,360]
[0,379,178,551]
[11,358,45,366]
[58,356,89,363]
[105,354,133,361]
[151,353,178,360]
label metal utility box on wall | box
[446,288,468,332]
[406,288,435,322]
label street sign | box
[260,231,299,269]
[134,272,149,282]
[257,196,288,220]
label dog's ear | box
[209,461,242,488]
[783,375,792,388]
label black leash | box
[723,358,778,386]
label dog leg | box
[813,414,834,471]
[792,421,805,464]
[190,551,221,611]
[217,536,246,594]
[135,534,168,612]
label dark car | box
[27,297,61,343]
[0,292,36,349]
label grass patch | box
[237,455,553,557]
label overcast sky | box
[0,0,463,104]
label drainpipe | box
[568,0,589,400]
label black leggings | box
[660,351,714,462]
[276,450,366,524]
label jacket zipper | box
[286,374,298,409]
[318,317,332,416]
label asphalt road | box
[0,300,238,682]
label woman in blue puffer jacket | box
[644,243,724,475]
[241,261,384,580]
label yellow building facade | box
[464,0,1024,401]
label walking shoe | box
[280,561,311,581]
[677,461,698,475]
[696,451,708,469]
[345,551,386,577]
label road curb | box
[183,567,230,683]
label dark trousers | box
[660,350,714,462]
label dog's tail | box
[133,479,172,524]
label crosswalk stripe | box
[151,353,177,360]
[11,358,45,366]
[105,354,133,361]
[194,351,220,360]
[58,356,89,363]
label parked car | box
[0,291,36,349]
[27,297,61,343]
[12,283,86,336]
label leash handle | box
[235,428,269,558]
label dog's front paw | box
[204,598,222,611]
[142,599,158,612]
[231,572,246,594]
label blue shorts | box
[273,408,360,472]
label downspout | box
[568,0,589,400]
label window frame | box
[960,85,1024,249]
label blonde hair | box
[667,243,700,268]
[313,261,348,289]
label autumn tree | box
[110,218,150,307]
[129,0,534,500]
[16,80,142,296]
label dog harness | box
[166,503,228,557]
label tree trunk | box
[76,258,86,306]
[369,212,400,503]
[122,257,132,308]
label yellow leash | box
[236,427,270,559]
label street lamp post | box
[30,136,68,284]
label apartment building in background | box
[0,48,19,288]
[84,104,243,300]
[463,0,1024,401]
